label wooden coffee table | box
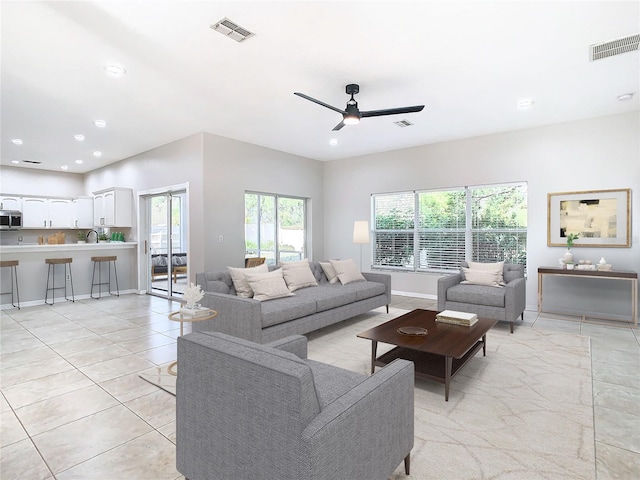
[357,309,497,401]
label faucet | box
[86,230,98,243]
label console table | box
[537,267,638,325]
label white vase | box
[563,250,573,264]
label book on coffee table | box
[436,310,478,326]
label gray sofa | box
[437,262,526,333]
[176,331,414,480]
[195,262,391,344]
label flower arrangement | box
[183,283,204,309]
[566,233,579,249]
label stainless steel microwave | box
[0,210,22,230]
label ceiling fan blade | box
[361,105,425,118]
[294,92,346,115]
[332,120,346,131]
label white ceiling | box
[2,1,639,174]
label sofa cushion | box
[330,259,366,285]
[306,359,366,409]
[461,267,504,287]
[228,264,269,297]
[260,295,318,328]
[152,255,167,267]
[319,261,339,284]
[304,284,358,311]
[281,260,318,292]
[245,269,294,302]
[447,283,505,308]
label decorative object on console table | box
[547,188,631,247]
[563,232,579,264]
[353,220,370,271]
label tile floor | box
[1,294,638,479]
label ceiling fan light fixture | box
[343,115,360,125]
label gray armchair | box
[437,262,526,333]
[176,331,414,480]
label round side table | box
[167,309,218,376]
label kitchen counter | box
[0,242,139,307]
[0,242,137,254]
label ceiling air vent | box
[394,120,414,128]
[210,17,255,42]
[590,33,639,61]
[22,160,42,164]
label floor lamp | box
[353,220,370,271]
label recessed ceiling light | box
[75,159,83,164]
[60,165,69,170]
[517,99,534,109]
[11,160,19,164]
[617,93,634,101]
[74,134,85,141]
[94,120,106,128]
[104,64,126,76]
[93,151,102,157]
[329,139,338,146]
[11,138,23,145]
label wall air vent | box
[590,33,639,61]
[394,120,414,128]
[210,17,255,42]
[22,160,42,164]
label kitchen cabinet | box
[93,188,132,227]
[0,196,21,211]
[22,197,72,228]
[72,197,94,228]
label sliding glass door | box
[147,190,188,299]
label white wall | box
[0,166,85,197]
[324,112,640,320]
[84,133,205,286]
[201,132,324,271]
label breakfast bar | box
[0,242,137,307]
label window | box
[373,183,527,272]
[245,192,307,264]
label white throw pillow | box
[467,261,505,285]
[228,264,269,297]
[319,261,339,284]
[330,259,365,285]
[280,260,318,292]
[245,269,294,301]
[461,267,504,287]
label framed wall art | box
[547,188,631,247]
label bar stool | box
[45,258,75,305]
[91,256,119,299]
[0,260,20,309]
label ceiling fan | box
[294,84,424,131]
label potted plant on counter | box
[98,233,109,243]
[77,231,86,244]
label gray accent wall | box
[323,112,639,319]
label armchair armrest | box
[302,359,414,480]
[196,291,263,343]
[504,276,526,321]
[437,272,462,310]
[266,335,308,359]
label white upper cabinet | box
[72,197,94,228]
[22,197,72,228]
[0,196,21,211]
[93,188,132,227]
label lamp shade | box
[353,220,370,244]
